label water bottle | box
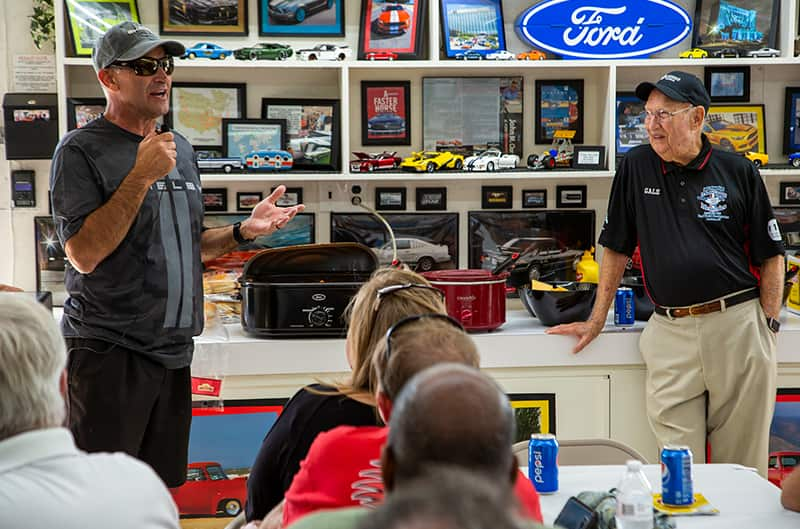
[615,460,653,529]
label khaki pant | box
[639,297,777,477]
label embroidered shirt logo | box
[644,187,661,196]
[697,185,730,221]
[350,458,383,506]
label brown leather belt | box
[654,288,759,319]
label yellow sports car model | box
[400,151,464,172]
[744,151,768,167]
[679,48,708,58]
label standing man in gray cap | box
[549,71,784,475]
[49,22,303,487]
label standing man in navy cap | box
[49,22,303,487]
[549,71,784,476]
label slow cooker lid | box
[242,243,378,280]
[422,269,508,282]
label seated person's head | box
[0,294,66,441]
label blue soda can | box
[661,445,694,506]
[615,287,635,326]
[529,433,558,493]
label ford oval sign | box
[516,0,692,59]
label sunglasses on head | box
[375,283,445,312]
[384,313,464,362]
[111,55,174,76]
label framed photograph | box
[783,87,800,154]
[272,186,303,206]
[222,119,286,159]
[780,182,800,205]
[358,0,426,60]
[535,80,584,145]
[34,217,68,307]
[440,0,505,59]
[261,98,340,171]
[774,207,800,251]
[64,0,140,56]
[509,393,556,440]
[416,187,447,211]
[572,146,606,170]
[375,187,407,211]
[481,185,512,209]
[166,83,246,150]
[705,104,766,153]
[693,0,779,51]
[66,97,105,130]
[361,81,411,146]
[258,0,343,37]
[237,191,263,211]
[159,0,247,36]
[522,189,547,209]
[556,185,587,208]
[202,187,228,212]
[331,212,459,271]
[616,92,648,155]
[769,388,800,486]
[704,66,750,103]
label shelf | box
[199,169,615,183]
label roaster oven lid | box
[242,243,378,280]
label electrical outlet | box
[317,181,367,211]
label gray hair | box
[0,294,67,440]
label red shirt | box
[282,425,543,526]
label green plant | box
[30,0,55,50]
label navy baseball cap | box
[635,71,710,111]
[92,21,185,72]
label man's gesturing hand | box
[241,185,306,240]
[132,130,177,186]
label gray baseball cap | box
[92,21,185,72]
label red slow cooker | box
[421,270,508,332]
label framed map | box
[166,82,246,150]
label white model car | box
[295,44,352,61]
[746,47,780,58]
[485,50,515,60]
[372,238,451,271]
[464,149,520,171]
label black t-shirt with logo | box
[50,116,204,368]
[599,135,784,307]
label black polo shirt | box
[599,136,784,307]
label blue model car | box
[790,152,800,168]
[367,113,406,135]
[182,42,233,60]
[455,50,483,60]
[268,0,333,24]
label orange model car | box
[516,50,547,60]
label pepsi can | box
[615,287,635,326]
[661,445,694,506]
[529,433,558,493]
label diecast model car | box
[170,0,239,25]
[295,44,352,61]
[744,151,768,167]
[400,151,464,172]
[182,42,233,60]
[485,50,515,61]
[527,130,576,170]
[169,462,247,517]
[464,149,519,171]
[372,238,451,271]
[454,50,483,60]
[678,48,708,58]
[350,151,402,172]
[376,4,410,35]
[790,152,800,167]
[367,113,406,135]
[517,50,547,60]
[234,42,293,60]
[747,47,780,58]
[268,0,333,24]
[768,451,799,487]
[364,50,398,60]
[702,121,758,152]
[197,157,243,173]
[244,150,294,170]
[711,47,742,58]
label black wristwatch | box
[232,221,254,244]
[766,316,780,333]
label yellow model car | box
[679,48,708,59]
[744,151,768,167]
[400,151,464,172]
[703,121,758,153]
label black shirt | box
[599,136,784,307]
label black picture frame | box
[166,82,246,151]
[780,182,800,205]
[66,97,106,130]
[272,186,303,207]
[704,66,750,103]
[261,98,340,171]
[572,145,606,170]
[784,87,800,155]
[522,189,548,209]
[482,186,513,209]
[535,80,584,144]
[774,207,800,251]
[556,185,587,208]
[692,0,780,51]
[375,187,407,211]
[237,191,263,211]
[361,81,411,146]
[416,187,447,211]
[358,0,426,60]
[258,0,344,37]
[616,92,648,155]
[202,187,228,212]
[158,0,248,36]
[440,0,506,59]
[222,118,287,159]
[34,216,68,307]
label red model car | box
[364,50,398,61]
[169,461,247,517]
[768,451,799,487]
[350,151,402,172]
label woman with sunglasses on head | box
[245,267,448,523]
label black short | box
[66,337,191,487]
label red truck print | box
[169,461,247,517]
[768,451,799,487]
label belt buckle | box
[688,304,703,316]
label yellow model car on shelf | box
[400,151,464,172]
[744,151,768,167]
[679,48,708,59]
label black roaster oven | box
[240,243,378,338]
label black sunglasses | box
[384,313,465,362]
[375,283,445,312]
[112,56,174,76]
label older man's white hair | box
[0,293,66,440]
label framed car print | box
[65,0,140,57]
[556,185,587,208]
[67,97,106,130]
[481,186,512,209]
[222,118,286,159]
[704,66,750,103]
[375,187,407,211]
[522,189,547,209]
[361,81,411,146]
[440,0,505,59]
[237,191,263,211]
[535,80,584,144]
[273,186,303,207]
[705,104,766,154]
[616,92,648,155]
[258,0,344,37]
[692,0,779,51]
[784,87,800,154]
[780,182,800,205]
[159,0,248,36]
[261,98,340,171]
[166,82,246,150]
[202,187,228,212]
[416,187,447,211]
[358,0,426,60]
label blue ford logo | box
[516,0,692,59]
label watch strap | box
[766,316,780,333]
[232,221,254,244]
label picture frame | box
[258,0,343,37]
[358,0,426,60]
[273,186,303,207]
[773,207,800,251]
[64,0,140,57]
[522,189,548,209]
[572,145,606,170]
[375,187,407,211]
[556,185,587,208]
[158,0,248,36]
[616,92,648,155]
[202,187,228,212]
[361,81,411,146]
[222,118,286,159]
[237,191,263,211]
[261,98,340,171]
[780,182,800,205]
[416,187,447,211]
[769,388,800,482]
[34,216,68,307]
[509,393,557,440]
[692,0,779,52]
[704,66,750,103]
[440,0,505,59]
[705,104,766,153]
[535,80,584,144]
[66,97,106,130]
[166,83,246,150]
[481,185,513,209]
[783,87,800,155]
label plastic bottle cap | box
[626,459,643,470]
